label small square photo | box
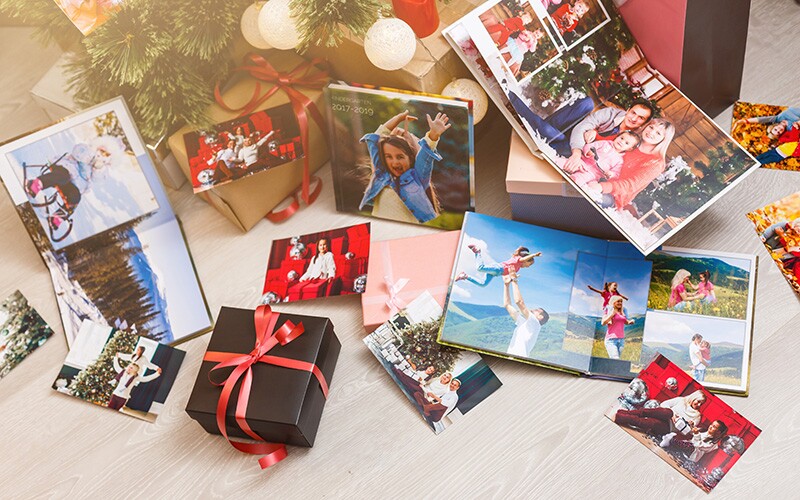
[260,222,371,304]
[0,291,54,379]
[52,320,185,422]
[605,354,760,492]
[732,101,800,170]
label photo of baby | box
[732,101,800,170]
[327,84,474,230]
[477,0,561,81]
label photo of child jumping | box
[455,243,541,287]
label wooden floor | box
[1,1,799,497]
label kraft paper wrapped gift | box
[362,231,460,331]
[167,51,329,231]
[506,132,621,240]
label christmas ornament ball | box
[289,242,307,259]
[260,291,282,305]
[665,377,678,391]
[643,399,660,409]
[258,0,300,50]
[622,378,648,406]
[241,2,271,49]
[353,274,368,293]
[364,18,416,71]
[442,79,489,124]
[287,270,299,281]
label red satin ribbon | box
[204,305,329,469]
[265,174,323,223]
[214,53,328,211]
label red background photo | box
[262,223,371,303]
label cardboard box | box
[186,306,340,447]
[506,132,622,240]
[167,51,329,231]
[362,231,460,332]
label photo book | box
[364,291,502,434]
[747,190,800,296]
[438,213,756,395]
[0,98,212,346]
[261,222,371,304]
[0,291,54,379]
[326,83,475,230]
[53,320,185,422]
[444,0,759,254]
[732,101,800,170]
[183,102,305,193]
[605,354,761,492]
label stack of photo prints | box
[444,0,759,253]
[0,98,211,346]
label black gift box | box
[186,306,340,447]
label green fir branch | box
[290,0,383,50]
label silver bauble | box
[260,291,281,305]
[287,270,299,281]
[643,399,660,409]
[665,377,678,391]
[353,274,368,293]
[289,243,307,259]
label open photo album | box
[443,0,759,254]
[437,213,756,395]
[0,98,212,346]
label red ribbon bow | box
[204,305,329,469]
[214,53,329,221]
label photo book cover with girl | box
[364,291,501,434]
[261,222,371,304]
[0,98,212,347]
[605,354,761,492]
[446,0,759,254]
[437,213,756,394]
[52,320,185,423]
[326,83,475,230]
[732,101,800,171]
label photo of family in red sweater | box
[606,354,760,492]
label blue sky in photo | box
[569,252,652,317]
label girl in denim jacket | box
[359,110,450,223]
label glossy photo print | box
[605,354,761,492]
[0,291,54,379]
[747,191,800,295]
[364,291,502,434]
[446,0,758,254]
[732,101,800,170]
[183,103,304,193]
[261,223,371,304]
[53,0,123,36]
[327,84,475,230]
[53,320,185,422]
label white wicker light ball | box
[241,2,271,49]
[257,0,300,50]
[364,18,416,71]
[442,78,489,124]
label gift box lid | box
[505,132,580,198]
[186,306,340,447]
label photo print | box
[732,101,800,170]
[326,83,475,230]
[606,354,761,492]
[0,291,54,379]
[748,190,800,296]
[437,213,756,394]
[53,320,185,422]
[183,103,305,193]
[52,0,123,36]
[0,98,212,346]
[446,0,759,254]
[261,222,371,304]
[364,291,502,434]
[541,0,610,49]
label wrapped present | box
[168,51,330,231]
[617,0,750,117]
[361,231,460,331]
[185,305,340,469]
[505,132,621,240]
[305,1,482,93]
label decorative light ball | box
[241,2,271,49]
[621,378,648,406]
[289,242,306,259]
[345,251,355,260]
[258,0,300,50]
[364,18,416,71]
[442,79,489,124]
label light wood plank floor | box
[1,1,799,497]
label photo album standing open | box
[443,0,759,254]
[0,98,211,346]
[438,213,756,395]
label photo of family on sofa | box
[183,103,304,193]
[261,223,371,304]
[606,354,760,492]
[461,0,757,253]
[364,292,501,434]
[732,101,800,170]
